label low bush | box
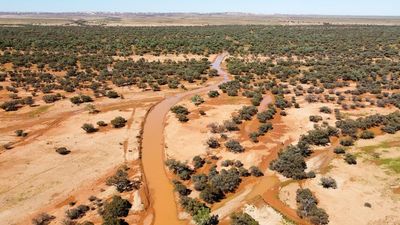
[101,195,132,224]
[230,212,259,225]
[173,180,191,196]
[82,123,98,133]
[208,90,220,98]
[224,120,239,131]
[97,121,107,126]
[309,115,323,123]
[111,116,127,128]
[66,204,90,220]
[359,130,375,139]
[225,140,244,153]
[166,159,194,180]
[106,91,119,98]
[191,94,205,106]
[207,137,220,148]
[319,106,332,114]
[296,189,329,225]
[258,122,273,134]
[340,137,354,146]
[32,213,55,225]
[56,147,71,155]
[333,146,346,154]
[344,153,357,165]
[320,177,337,189]
[106,166,140,193]
[269,145,307,179]
[193,156,205,169]
[249,166,264,177]
[42,94,62,103]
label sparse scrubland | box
[0,25,399,225]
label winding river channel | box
[141,53,229,225]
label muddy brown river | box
[141,53,229,225]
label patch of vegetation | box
[192,95,205,106]
[171,105,190,122]
[208,90,220,98]
[106,166,140,192]
[344,153,357,165]
[65,204,90,220]
[207,137,220,149]
[81,123,98,133]
[230,212,259,225]
[56,147,71,155]
[179,196,219,225]
[111,116,127,128]
[32,213,55,225]
[379,157,400,173]
[296,189,329,225]
[225,140,245,153]
[270,145,308,179]
[166,159,194,180]
[320,177,337,189]
[101,195,132,225]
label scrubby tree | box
[207,137,220,149]
[81,123,97,133]
[230,212,259,225]
[320,177,337,189]
[225,140,244,153]
[111,116,127,128]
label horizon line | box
[0,11,399,18]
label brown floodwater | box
[141,53,229,225]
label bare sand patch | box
[280,101,337,142]
[303,158,400,225]
[164,99,244,162]
[244,204,287,225]
[0,103,149,224]
[279,182,300,210]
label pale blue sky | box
[0,0,399,16]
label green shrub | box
[66,204,89,220]
[111,116,127,128]
[320,177,337,189]
[32,213,55,225]
[166,159,194,180]
[249,166,264,177]
[230,212,259,225]
[81,123,97,133]
[344,153,357,165]
[56,147,71,155]
[207,137,220,148]
[106,91,119,98]
[192,95,205,106]
[333,146,346,154]
[173,180,191,196]
[97,121,108,126]
[296,189,329,225]
[340,137,354,146]
[208,90,220,98]
[102,195,132,223]
[270,145,307,179]
[359,130,375,139]
[225,140,244,153]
